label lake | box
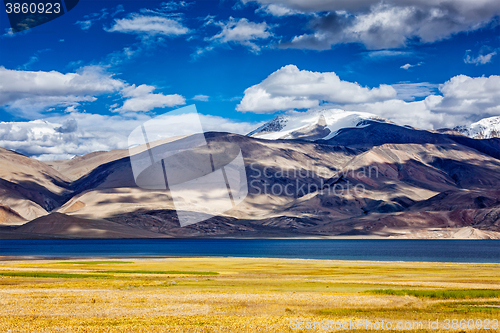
[1,239,500,263]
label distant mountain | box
[3,116,500,239]
[247,109,392,141]
[454,116,500,139]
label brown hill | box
[2,126,500,239]
[14,212,168,238]
[0,204,25,224]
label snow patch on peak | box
[454,116,500,139]
[247,108,390,141]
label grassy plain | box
[0,257,499,332]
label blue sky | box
[0,0,499,159]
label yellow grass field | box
[0,257,499,332]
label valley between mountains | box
[2,109,500,239]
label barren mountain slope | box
[15,212,169,238]
[3,123,500,238]
[46,149,129,181]
[0,204,25,225]
[0,147,72,220]
[53,132,500,237]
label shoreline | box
[1,255,500,265]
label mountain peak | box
[247,108,390,141]
[454,116,500,139]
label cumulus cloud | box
[0,66,188,117]
[55,118,78,133]
[0,111,262,160]
[237,65,500,129]
[114,84,186,113]
[0,66,124,105]
[106,13,190,36]
[244,0,500,50]
[0,120,81,160]
[428,75,500,115]
[344,75,500,128]
[0,115,147,160]
[343,99,452,129]
[204,17,275,53]
[0,66,125,117]
[237,64,397,113]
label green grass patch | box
[439,302,500,312]
[98,270,219,275]
[367,289,500,299]
[317,309,371,316]
[52,261,134,265]
[0,272,113,279]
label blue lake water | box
[1,239,500,263]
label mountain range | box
[2,109,500,239]
[454,116,500,139]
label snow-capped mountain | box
[247,109,391,141]
[454,116,500,139]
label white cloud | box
[464,49,498,65]
[343,75,500,128]
[65,105,78,113]
[77,5,190,67]
[0,67,188,117]
[237,65,500,129]
[0,114,149,160]
[256,4,302,16]
[400,62,423,70]
[75,20,93,30]
[156,1,193,12]
[161,113,264,136]
[365,50,413,59]
[428,75,500,115]
[193,94,209,102]
[0,66,123,105]
[343,99,456,130]
[247,0,500,50]
[106,13,190,36]
[205,17,275,53]
[114,84,186,113]
[0,66,125,117]
[0,111,262,160]
[237,64,397,113]
[192,45,215,59]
